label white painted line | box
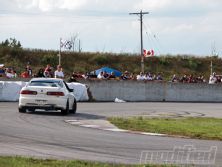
[65,120,82,125]
[140,132,166,136]
[80,125,100,128]
[65,120,79,122]
[65,120,166,137]
[69,122,82,125]
[104,128,129,132]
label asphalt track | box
[0,102,222,166]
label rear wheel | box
[69,99,77,114]
[61,101,69,115]
[29,108,35,112]
[19,107,26,113]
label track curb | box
[65,119,166,137]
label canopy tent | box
[94,67,122,77]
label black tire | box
[61,101,69,115]
[29,108,35,112]
[19,107,26,113]
[69,99,77,114]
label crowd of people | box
[0,64,18,78]
[0,64,220,84]
[68,71,163,81]
[0,64,65,79]
[68,70,207,84]
[171,74,206,83]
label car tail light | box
[20,90,37,95]
[47,92,64,96]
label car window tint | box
[58,81,63,88]
[29,81,62,87]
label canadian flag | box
[143,49,154,57]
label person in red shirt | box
[21,71,29,78]
[44,64,53,78]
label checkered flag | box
[60,39,72,50]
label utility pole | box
[211,42,217,75]
[130,10,149,73]
[59,38,62,66]
[78,39,82,53]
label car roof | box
[30,78,64,82]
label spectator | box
[171,74,178,82]
[68,71,85,82]
[130,73,136,80]
[25,65,32,77]
[180,74,188,83]
[108,72,116,79]
[217,75,222,83]
[188,74,196,83]
[121,71,131,80]
[68,72,78,82]
[36,68,45,77]
[97,71,105,79]
[72,72,78,80]
[156,73,163,81]
[202,76,206,83]
[103,71,109,79]
[82,72,90,79]
[44,64,53,78]
[0,64,5,77]
[12,70,17,78]
[87,71,97,79]
[21,71,29,78]
[144,72,153,81]
[5,68,15,78]
[54,65,64,79]
[209,72,217,84]
[137,72,145,81]
[196,75,205,83]
[77,72,85,79]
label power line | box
[143,23,163,55]
[129,10,149,73]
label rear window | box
[29,80,63,88]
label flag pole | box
[59,38,61,66]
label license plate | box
[35,100,47,105]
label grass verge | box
[0,156,176,167]
[108,117,222,140]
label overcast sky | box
[0,0,221,56]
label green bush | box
[41,54,58,67]
[91,55,110,65]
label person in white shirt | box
[145,72,154,81]
[137,72,145,81]
[5,68,15,78]
[209,72,217,84]
[54,65,64,78]
[97,71,105,79]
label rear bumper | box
[19,104,64,111]
[19,96,67,110]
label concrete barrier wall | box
[81,80,222,102]
[0,81,88,102]
[1,79,222,102]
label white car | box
[19,78,77,115]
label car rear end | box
[19,85,68,111]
